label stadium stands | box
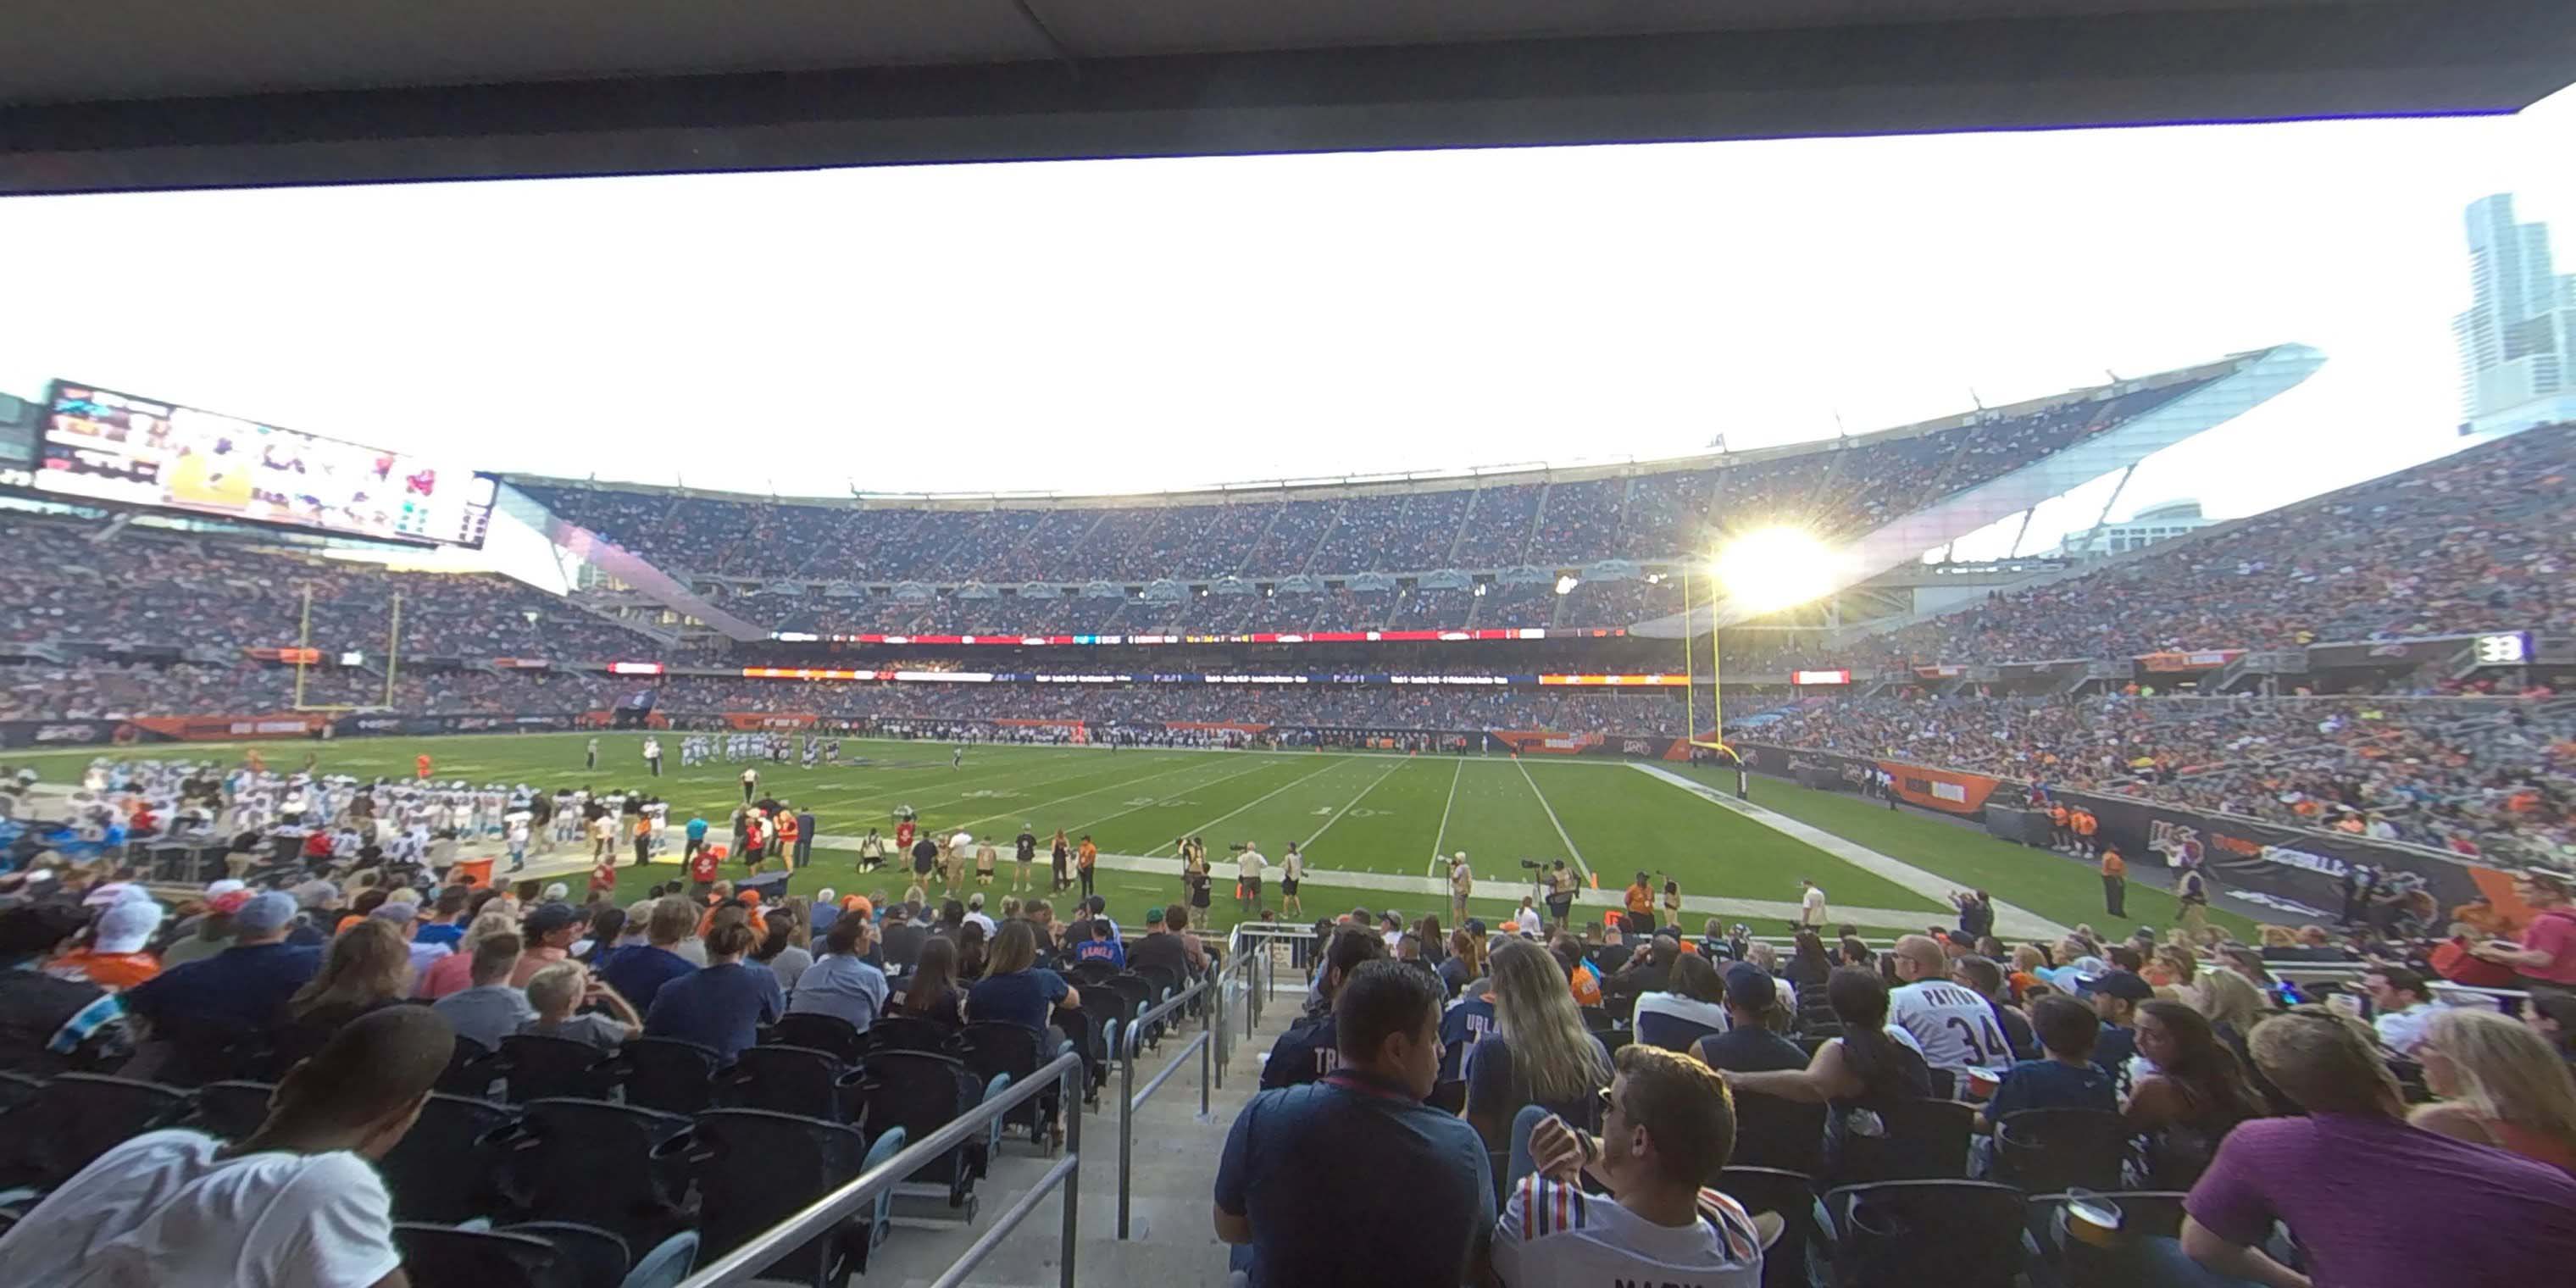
[1754,692,2574,860]
[1850,422,2576,669]
[0,513,660,662]
[514,371,2216,616]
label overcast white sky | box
[3,86,2571,560]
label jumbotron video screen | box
[37,380,496,548]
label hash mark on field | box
[1302,757,1408,851]
[1514,758,1591,884]
[1167,756,1357,852]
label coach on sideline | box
[1214,959,1492,1286]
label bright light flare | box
[1711,527,1847,613]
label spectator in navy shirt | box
[1266,924,1386,1090]
[1072,917,1126,969]
[124,891,318,1083]
[596,897,702,1014]
[1217,959,1493,1288]
[1981,994,2116,1132]
[966,920,1077,1042]
[645,921,781,1062]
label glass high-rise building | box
[2453,194,2576,436]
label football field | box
[7,732,2251,941]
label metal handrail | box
[673,1049,1085,1288]
[1117,975,1214,1239]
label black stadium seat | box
[678,1108,885,1285]
[1718,1165,1824,1288]
[394,1223,583,1288]
[1993,1108,2128,1194]
[497,1034,620,1103]
[0,1074,191,1192]
[714,1045,863,1123]
[497,1099,695,1253]
[1828,1180,2029,1288]
[852,1050,989,1210]
[767,1013,864,1063]
[180,1079,277,1141]
[380,1093,519,1224]
[1832,1098,1974,1185]
[609,1038,720,1115]
[958,1021,1059,1147]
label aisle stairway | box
[849,948,1310,1287]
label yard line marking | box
[1430,758,1464,862]
[1623,762,2068,939]
[1058,755,1291,836]
[951,756,1230,834]
[1514,757,1591,884]
[1167,756,1359,852]
[1302,756,1411,851]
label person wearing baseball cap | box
[158,886,253,971]
[0,902,132,1074]
[2085,969,2156,1074]
[46,897,168,991]
[125,892,320,1083]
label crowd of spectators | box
[0,512,661,662]
[1753,691,2576,861]
[1223,869,2576,1285]
[518,373,2207,591]
[1847,421,2576,670]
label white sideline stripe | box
[1430,757,1464,862]
[1621,762,2068,940]
[1513,754,1591,884]
[1301,757,1410,850]
[1163,756,1359,853]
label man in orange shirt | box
[2100,845,2128,918]
[1624,871,1656,935]
[2071,808,2099,857]
[415,752,432,780]
[45,898,164,991]
[1076,835,1098,900]
[2049,802,2073,850]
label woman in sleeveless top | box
[1720,967,1931,1172]
[2410,1006,2576,1174]
[2124,1000,2267,1187]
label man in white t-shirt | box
[1496,1043,1767,1287]
[2365,965,2440,1056]
[1798,879,1827,929]
[0,1006,454,1287]
[1885,935,2012,1082]
[741,766,758,804]
[1236,843,1266,915]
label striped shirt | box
[1492,1175,1763,1287]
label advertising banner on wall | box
[0,719,159,749]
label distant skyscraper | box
[2453,194,2576,436]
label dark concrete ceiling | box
[3,0,2571,194]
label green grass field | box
[5,732,2251,942]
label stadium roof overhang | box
[1626,342,2328,637]
[3,1,2573,196]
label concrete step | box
[806,980,1313,1288]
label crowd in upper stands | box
[521,375,2206,596]
[1835,421,2576,671]
[1754,691,2576,862]
[0,512,660,662]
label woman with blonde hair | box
[1462,937,1613,1151]
[269,919,414,1074]
[2410,1007,2576,1174]
[414,909,519,999]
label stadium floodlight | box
[1712,526,1846,613]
